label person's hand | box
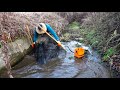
[57,41,61,47]
[57,41,67,51]
[31,42,35,48]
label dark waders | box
[34,34,60,65]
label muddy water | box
[11,41,110,78]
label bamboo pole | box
[26,25,33,44]
[8,33,14,48]
[24,25,33,45]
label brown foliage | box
[0,12,68,42]
[56,12,88,24]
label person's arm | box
[32,28,38,48]
[45,23,60,41]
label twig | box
[106,34,120,47]
[8,33,14,48]
[24,25,33,45]
[107,55,113,77]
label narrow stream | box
[11,41,110,78]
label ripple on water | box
[11,41,110,78]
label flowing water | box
[9,41,111,78]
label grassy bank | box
[81,12,120,73]
[62,19,120,77]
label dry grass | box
[0,12,68,42]
[56,12,88,23]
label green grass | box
[64,33,70,37]
[68,22,98,46]
[67,21,118,62]
[103,47,116,61]
[82,29,99,46]
[86,30,96,40]
[79,39,84,43]
[68,21,80,30]
[62,33,71,41]
[67,21,118,63]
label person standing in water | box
[31,23,62,64]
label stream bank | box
[0,38,32,77]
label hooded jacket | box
[33,23,60,43]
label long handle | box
[40,27,66,51]
[26,25,33,43]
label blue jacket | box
[33,23,60,43]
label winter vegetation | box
[0,12,120,78]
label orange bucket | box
[74,47,85,58]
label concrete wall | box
[0,38,32,71]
